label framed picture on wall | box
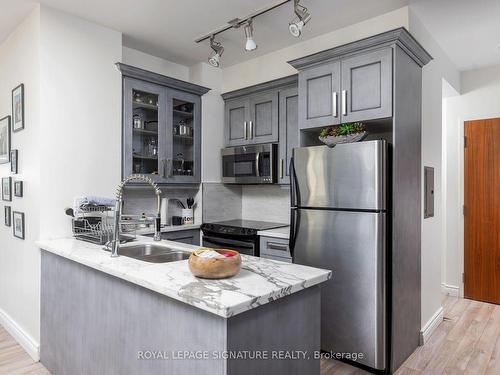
[10,149,18,174]
[4,206,11,227]
[12,84,25,132]
[0,116,11,164]
[13,211,25,239]
[14,180,23,197]
[2,177,12,202]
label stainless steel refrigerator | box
[290,140,388,371]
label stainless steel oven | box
[202,235,257,257]
[221,143,278,184]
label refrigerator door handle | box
[289,207,299,258]
[289,156,300,207]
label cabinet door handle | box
[249,121,253,139]
[161,160,166,178]
[342,90,347,116]
[333,91,338,117]
[280,159,284,179]
[244,121,248,140]
[255,152,260,177]
[167,158,173,177]
[267,243,289,252]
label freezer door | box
[292,141,386,210]
[293,208,387,370]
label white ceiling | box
[410,0,500,71]
[0,0,38,44]
[0,0,409,67]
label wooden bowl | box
[188,249,241,279]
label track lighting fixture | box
[244,19,257,51]
[208,36,224,67]
[289,0,311,38]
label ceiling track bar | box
[195,0,292,43]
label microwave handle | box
[255,152,260,177]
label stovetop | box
[201,220,288,237]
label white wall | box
[408,8,460,329]
[39,6,123,239]
[189,62,224,183]
[443,63,500,293]
[122,46,189,81]
[222,7,409,92]
[0,5,41,358]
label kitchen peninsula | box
[37,237,331,375]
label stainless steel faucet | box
[110,174,162,257]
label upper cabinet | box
[117,63,210,185]
[278,86,298,184]
[340,48,392,123]
[224,91,279,146]
[298,61,341,129]
[296,48,392,129]
[289,28,432,130]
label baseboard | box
[419,306,444,345]
[0,307,40,361]
[441,283,460,297]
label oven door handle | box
[255,152,261,177]
[203,236,255,249]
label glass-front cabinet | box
[119,64,208,184]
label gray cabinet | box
[224,92,278,146]
[260,236,291,262]
[249,91,279,144]
[298,62,341,129]
[293,48,393,129]
[118,63,209,185]
[278,86,299,184]
[145,228,200,245]
[225,98,250,146]
[341,48,393,122]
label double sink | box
[112,243,191,263]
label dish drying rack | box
[72,205,137,245]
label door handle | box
[280,158,284,180]
[333,91,338,117]
[267,243,289,252]
[161,160,166,178]
[342,90,347,116]
[249,121,253,139]
[244,121,248,140]
[255,152,260,177]
[166,158,173,177]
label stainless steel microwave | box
[221,144,278,184]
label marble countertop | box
[37,237,331,318]
[257,226,290,240]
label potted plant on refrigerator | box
[319,122,367,147]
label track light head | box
[208,36,224,67]
[244,19,257,51]
[289,0,311,38]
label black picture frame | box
[4,206,11,227]
[14,180,23,197]
[12,84,25,132]
[13,211,25,239]
[2,177,12,202]
[0,115,10,164]
[10,149,18,174]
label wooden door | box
[340,48,393,123]
[298,61,341,129]
[248,91,279,144]
[464,118,500,304]
[225,98,250,147]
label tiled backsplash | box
[202,183,290,224]
[123,187,201,225]
[242,185,290,224]
[202,183,242,223]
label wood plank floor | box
[0,327,49,375]
[1,296,499,374]
[321,296,500,374]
